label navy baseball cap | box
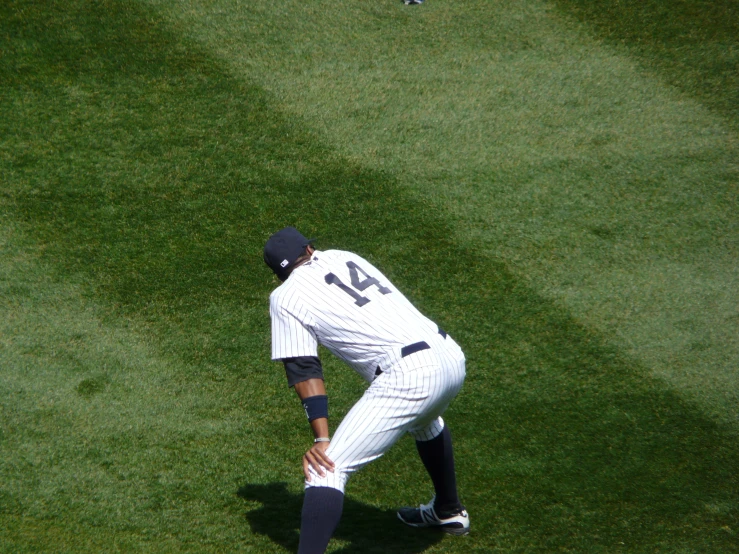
[263,227,314,281]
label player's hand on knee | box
[303,441,335,481]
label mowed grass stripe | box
[0,1,737,552]
[150,0,739,425]
[551,0,739,124]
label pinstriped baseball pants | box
[305,333,466,492]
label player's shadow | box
[237,482,444,553]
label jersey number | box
[325,261,391,307]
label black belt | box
[401,341,430,358]
[375,327,448,378]
[400,327,447,358]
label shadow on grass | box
[550,0,739,125]
[237,482,444,554]
[4,0,739,551]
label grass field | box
[1,0,737,552]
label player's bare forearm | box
[294,378,326,399]
[308,417,329,440]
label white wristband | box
[314,437,330,443]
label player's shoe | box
[404,0,424,4]
[397,497,470,536]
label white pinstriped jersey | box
[270,249,442,382]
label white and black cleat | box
[397,497,470,536]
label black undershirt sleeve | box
[282,356,324,387]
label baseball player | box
[263,227,469,554]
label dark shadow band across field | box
[550,0,739,126]
[1,0,737,551]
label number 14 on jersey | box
[325,261,391,307]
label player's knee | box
[304,467,349,493]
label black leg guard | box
[415,425,461,514]
[297,486,344,554]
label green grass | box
[152,0,739,425]
[551,0,739,124]
[1,0,737,552]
